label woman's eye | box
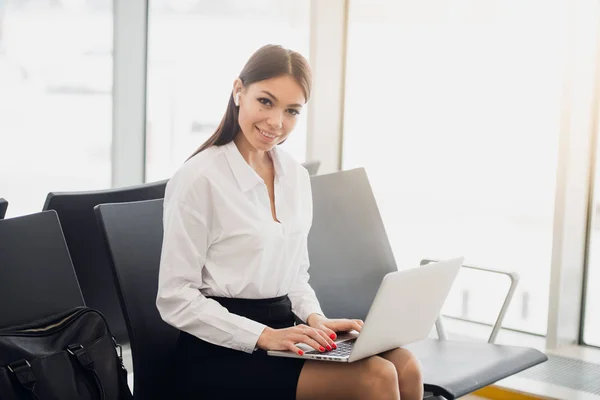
[258,98,272,106]
[287,109,300,116]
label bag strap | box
[113,339,133,400]
[67,344,106,400]
[5,342,129,400]
[7,359,41,400]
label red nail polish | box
[319,346,325,352]
[332,343,337,349]
[298,350,304,356]
[330,334,336,340]
[326,345,332,351]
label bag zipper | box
[0,308,114,339]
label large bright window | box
[0,0,113,218]
[343,0,569,335]
[145,1,311,182]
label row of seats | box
[0,165,546,399]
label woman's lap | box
[174,332,305,399]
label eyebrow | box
[260,90,303,108]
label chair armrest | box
[420,259,520,344]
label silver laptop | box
[268,257,463,362]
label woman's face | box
[235,75,306,152]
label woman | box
[156,44,423,400]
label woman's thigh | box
[296,356,400,400]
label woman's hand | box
[256,324,337,355]
[306,313,364,340]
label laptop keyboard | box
[307,338,357,357]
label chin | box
[252,137,279,152]
[248,141,271,152]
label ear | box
[232,78,243,106]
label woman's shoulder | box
[273,146,310,182]
[166,145,227,202]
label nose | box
[266,109,283,130]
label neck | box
[233,133,271,168]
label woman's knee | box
[359,357,400,399]
[384,348,422,383]
[393,350,423,400]
[398,351,422,385]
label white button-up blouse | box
[156,141,324,354]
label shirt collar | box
[270,145,288,181]
[224,141,288,192]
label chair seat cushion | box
[406,339,547,399]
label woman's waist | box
[200,283,289,299]
[205,293,290,306]
[205,293,295,328]
[201,257,301,293]
[199,271,295,299]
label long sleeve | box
[288,234,325,323]
[156,188,267,353]
[287,172,325,323]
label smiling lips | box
[256,126,279,141]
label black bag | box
[0,307,133,400]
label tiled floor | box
[442,321,600,400]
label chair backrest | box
[307,168,397,320]
[42,180,168,342]
[0,198,8,219]
[301,160,321,176]
[0,211,84,328]
[95,198,178,400]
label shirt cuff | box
[233,317,268,354]
[297,303,325,324]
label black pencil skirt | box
[172,295,306,400]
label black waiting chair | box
[94,168,546,399]
[0,198,8,219]
[301,160,321,175]
[43,180,168,343]
[95,199,178,400]
[306,168,547,399]
[0,211,84,329]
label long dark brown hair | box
[188,44,312,159]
